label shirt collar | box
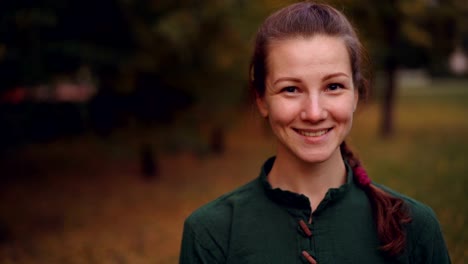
[259,156,354,215]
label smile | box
[295,128,331,137]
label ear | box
[256,95,269,118]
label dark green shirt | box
[179,157,451,263]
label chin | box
[295,152,334,164]
[278,140,342,165]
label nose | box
[300,94,327,122]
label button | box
[298,219,312,237]
[302,250,317,264]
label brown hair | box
[249,1,411,257]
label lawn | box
[0,81,466,263]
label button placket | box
[298,218,317,263]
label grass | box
[0,82,467,263]
[350,86,468,262]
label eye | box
[327,83,344,91]
[281,86,298,93]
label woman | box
[179,2,451,263]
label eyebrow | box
[273,72,350,85]
[323,72,350,81]
[273,77,301,85]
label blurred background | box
[0,0,467,263]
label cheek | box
[267,100,302,126]
[333,103,355,128]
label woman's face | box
[257,35,358,164]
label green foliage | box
[1,0,467,121]
[330,0,467,72]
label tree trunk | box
[210,126,225,155]
[381,62,397,138]
[380,0,399,138]
[140,142,159,179]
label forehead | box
[266,35,351,76]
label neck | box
[268,146,347,210]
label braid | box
[340,141,412,257]
[340,141,371,187]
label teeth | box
[298,129,328,137]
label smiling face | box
[257,35,358,165]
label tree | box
[2,0,466,141]
[329,0,467,137]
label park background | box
[0,0,467,263]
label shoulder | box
[374,184,451,262]
[374,183,441,234]
[377,185,451,264]
[181,178,263,262]
[186,178,262,227]
[183,177,263,242]
[374,183,440,228]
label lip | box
[293,127,333,141]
